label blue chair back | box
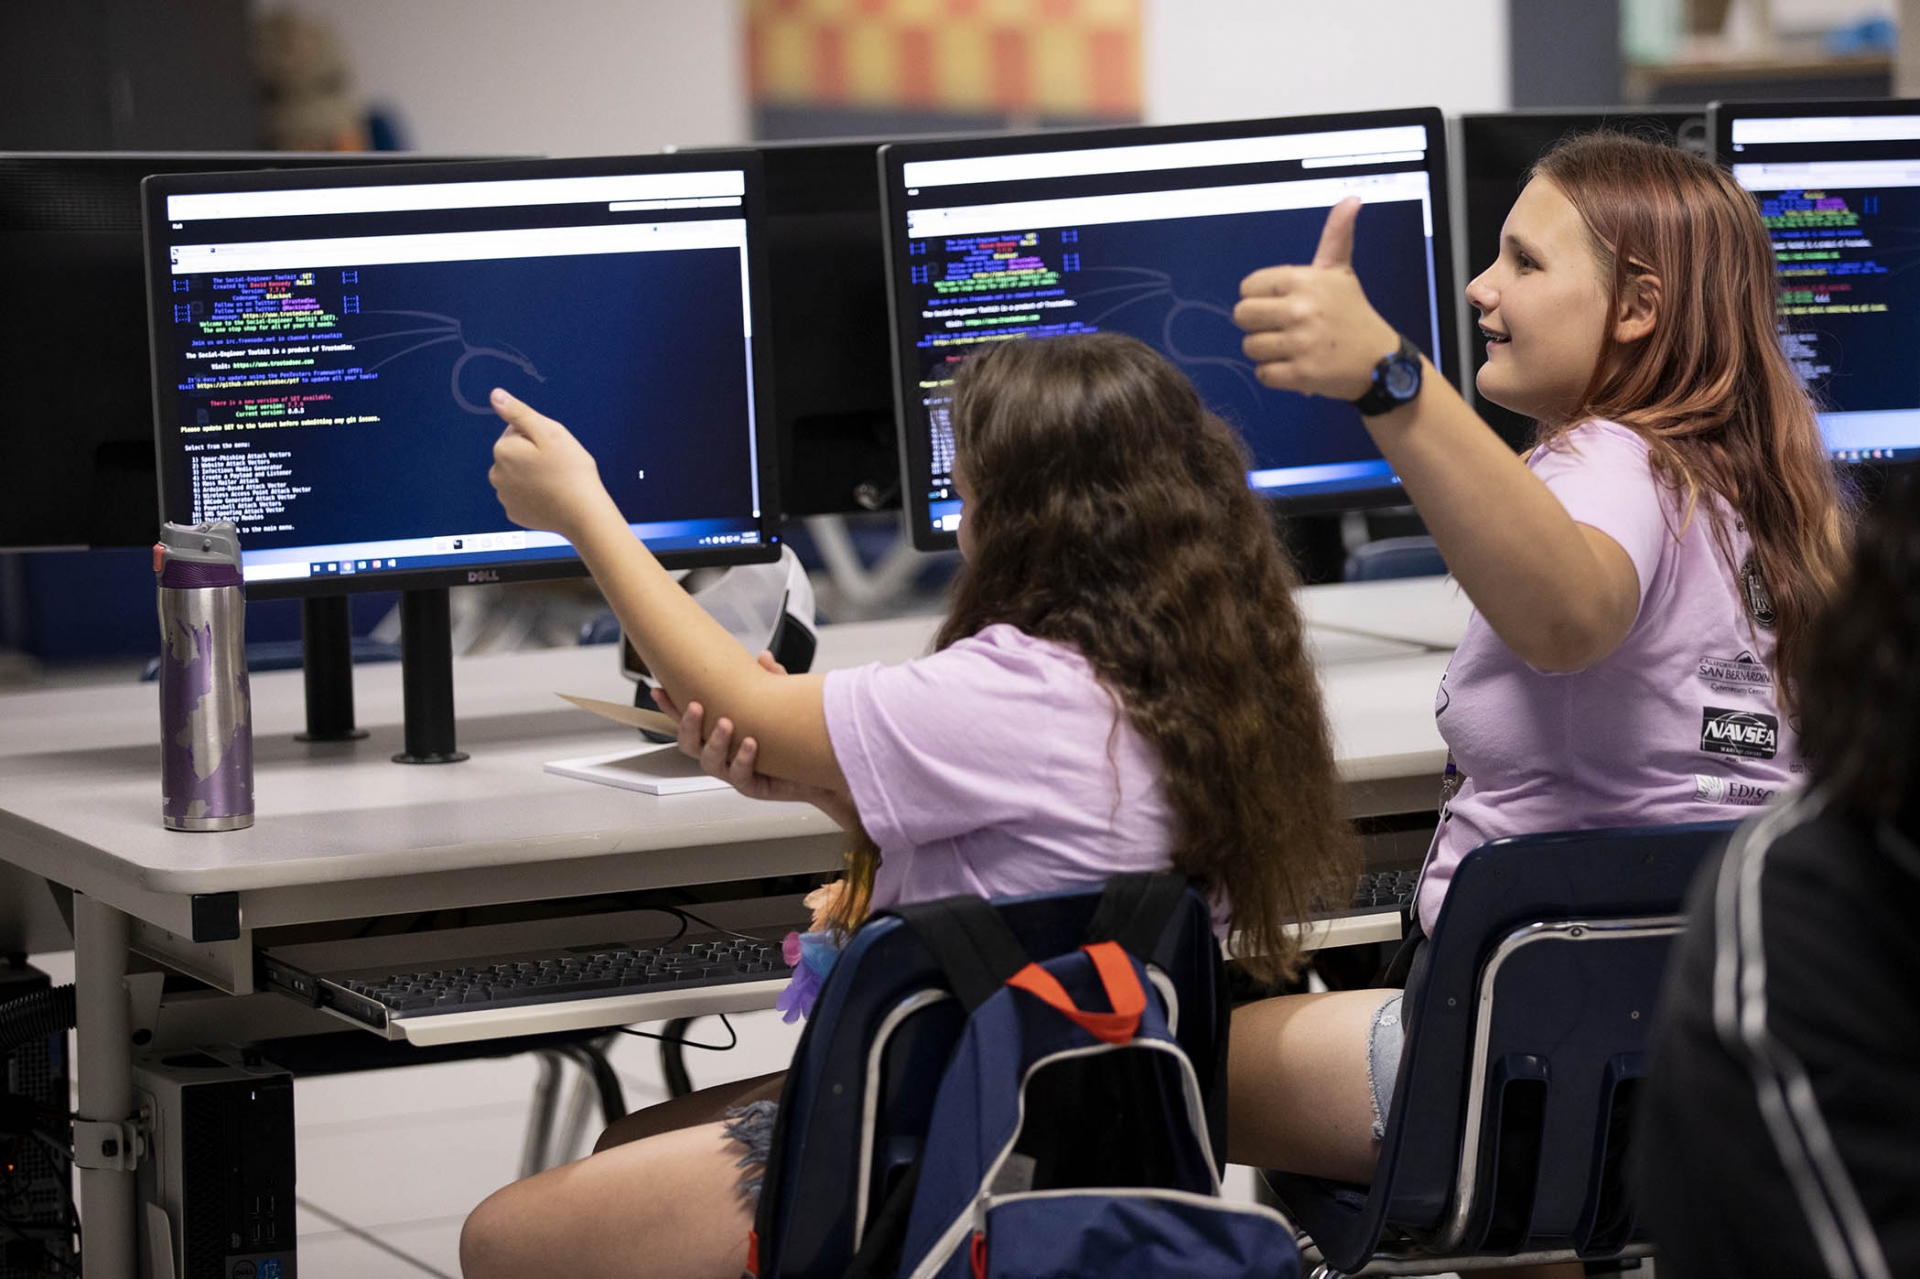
[1266,822,1734,1275]
[1343,535,1447,582]
[751,876,1226,1279]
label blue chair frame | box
[750,878,1227,1279]
[1265,822,1736,1277]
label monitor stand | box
[295,596,367,742]
[393,587,469,765]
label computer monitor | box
[877,109,1458,551]
[756,139,901,516]
[0,152,499,553]
[143,154,780,599]
[1454,109,1708,449]
[1714,98,1920,468]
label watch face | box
[1384,357,1421,398]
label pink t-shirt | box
[1418,420,1802,932]
[822,623,1177,911]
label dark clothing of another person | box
[1635,796,1920,1278]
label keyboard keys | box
[353,934,792,1018]
[1350,872,1419,913]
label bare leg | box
[1227,989,1392,1184]
[461,1120,752,1279]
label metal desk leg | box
[74,894,135,1279]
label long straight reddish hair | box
[1530,132,1849,710]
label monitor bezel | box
[0,150,513,553]
[141,152,782,601]
[877,107,1458,552]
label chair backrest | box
[751,877,1226,1279]
[1343,535,1447,582]
[1268,822,1733,1273]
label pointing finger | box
[490,387,553,438]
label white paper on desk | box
[543,746,730,796]
[557,692,681,737]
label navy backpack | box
[753,877,1300,1279]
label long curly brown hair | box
[828,332,1354,982]
[1529,132,1850,711]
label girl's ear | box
[1613,269,1661,345]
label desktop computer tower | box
[134,1049,296,1279]
[1,961,75,1279]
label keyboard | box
[333,934,790,1018]
[1347,869,1419,915]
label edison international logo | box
[1694,775,1776,806]
[1699,706,1778,760]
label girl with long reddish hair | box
[1227,130,1849,1203]
[459,332,1355,1279]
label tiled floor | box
[286,1009,809,1277]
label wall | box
[1141,0,1510,124]
[257,3,1509,149]
[257,0,747,155]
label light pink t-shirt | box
[822,623,1177,911]
[1418,420,1802,932]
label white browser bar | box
[900,126,1428,189]
[1731,116,1920,146]
[905,170,1432,240]
[1732,160,1920,191]
[165,170,747,222]
[608,196,743,211]
[168,218,747,274]
[1301,150,1426,169]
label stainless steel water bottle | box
[156,520,253,831]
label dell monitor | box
[1715,98,1920,470]
[1454,110,1708,448]
[0,152,498,552]
[877,109,1459,551]
[143,154,777,759]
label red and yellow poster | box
[747,0,1141,120]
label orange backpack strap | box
[1004,941,1146,1044]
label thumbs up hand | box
[1234,198,1404,402]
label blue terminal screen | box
[885,115,1453,545]
[147,164,771,587]
[1726,108,1920,466]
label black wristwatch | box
[1351,335,1423,416]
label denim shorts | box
[1367,991,1405,1141]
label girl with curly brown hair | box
[459,331,1356,1279]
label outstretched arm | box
[486,389,845,791]
[1234,199,1640,671]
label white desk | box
[0,595,1452,1276]
[1298,575,1476,651]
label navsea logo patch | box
[1699,706,1778,760]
